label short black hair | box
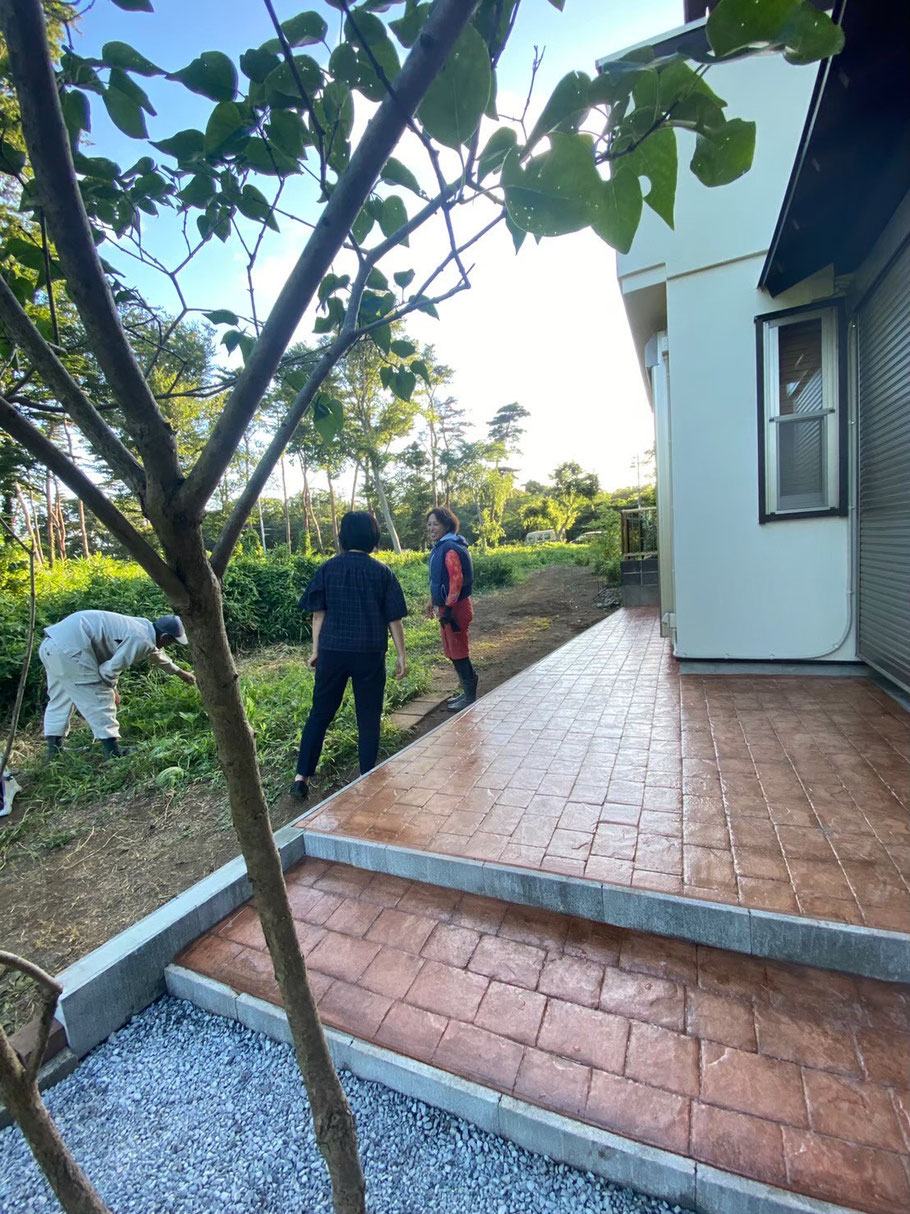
[339,511,380,552]
[427,506,459,534]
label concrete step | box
[172,855,910,1214]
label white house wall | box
[619,52,817,283]
[615,42,855,660]
[666,257,853,659]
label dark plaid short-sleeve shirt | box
[298,552,408,653]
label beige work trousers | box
[39,637,119,740]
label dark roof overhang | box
[760,0,910,297]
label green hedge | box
[0,542,587,720]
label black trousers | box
[296,649,387,778]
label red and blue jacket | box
[429,533,474,608]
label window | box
[757,303,846,521]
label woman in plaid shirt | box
[292,512,408,799]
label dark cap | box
[154,614,188,645]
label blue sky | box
[73,1,685,491]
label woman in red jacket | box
[426,507,477,711]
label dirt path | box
[0,563,608,1032]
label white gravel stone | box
[0,999,690,1214]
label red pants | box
[438,598,473,660]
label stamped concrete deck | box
[179,857,910,1214]
[300,609,910,934]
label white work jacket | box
[43,610,183,685]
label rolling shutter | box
[857,239,910,692]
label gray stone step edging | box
[296,829,910,984]
[164,964,865,1214]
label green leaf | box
[591,165,643,253]
[264,55,323,106]
[328,42,385,103]
[690,117,755,186]
[391,339,415,357]
[312,395,344,442]
[367,267,389,290]
[657,58,726,112]
[267,110,309,159]
[380,194,408,242]
[281,10,328,46]
[588,60,644,108]
[666,92,727,134]
[525,70,591,154]
[410,358,430,385]
[222,329,244,352]
[394,368,416,401]
[170,51,238,102]
[502,133,600,238]
[343,10,401,84]
[779,4,845,64]
[60,89,92,147]
[102,85,148,138]
[390,1,429,48]
[204,309,239,325]
[418,23,491,149]
[393,269,415,288]
[240,47,280,83]
[151,129,205,162]
[352,206,373,243]
[74,152,121,179]
[108,67,155,114]
[204,101,249,155]
[706,0,801,58]
[626,126,677,229]
[111,0,153,10]
[477,127,517,182]
[371,323,392,354]
[101,41,161,75]
[381,156,423,197]
[237,183,279,229]
[240,136,300,176]
[0,136,26,176]
[379,364,395,391]
[412,296,439,319]
[318,272,350,303]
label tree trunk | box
[53,477,66,561]
[0,1050,110,1214]
[302,460,324,554]
[349,462,359,513]
[63,421,90,557]
[15,484,43,565]
[428,419,438,508]
[257,496,267,552]
[368,457,401,554]
[280,454,292,549]
[168,539,366,1214]
[327,474,339,552]
[44,468,54,568]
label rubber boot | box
[46,736,63,759]
[100,737,132,759]
[447,673,478,712]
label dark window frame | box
[755,298,848,523]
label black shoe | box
[46,736,63,759]
[100,738,132,759]
[290,779,309,801]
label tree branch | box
[0,0,183,493]
[0,397,188,606]
[0,276,146,494]
[179,0,480,517]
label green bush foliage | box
[0,543,586,721]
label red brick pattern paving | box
[179,858,910,1214]
[301,609,910,931]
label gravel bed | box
[0,998,691,1214]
